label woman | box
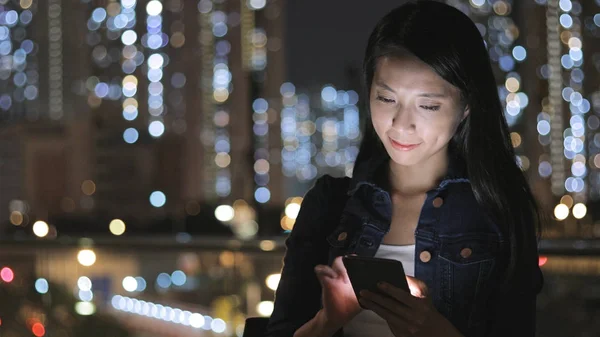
[265,1,544,336]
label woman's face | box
[370,54,469,167]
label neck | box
[388,147,449,196]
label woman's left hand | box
[359,278,464,337]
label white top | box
[343,244,416,337]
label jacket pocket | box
[437,234,502,331]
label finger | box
[331,256,351,284]
[315,268,339,291]
[406,276,429,298]
[359,297,415,336]
[314,266,338,289]
[360,290,418,323]
[378,282,422,308]
[314,265,337,279]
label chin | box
[384,146,424,167]
[388,155,423,167]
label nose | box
[391,108,416,134]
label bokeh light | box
[265,273,281,291]
[123,128,139,144]
[256,301,274,317]
[572,203,587,219]
[32,221,49,238]
[109,219,126,235]
[283,201,300,218]
[554,204,570,221]
[0,267,14,283]
[31,322,45,337]
[149,191,166,207]
[35,278,49,294]
[81,180,96,196]
[122,276,138,292]
[135,277,147,292]
[75,302,96,316]
[78,276,92,291]
[146,1,163,16]
[259,240,275,251]
[156,273,172,289]
[171,270,187,286]
[77,250,96,267]
[215,205,235,222]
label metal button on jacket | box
[420,250,432,263]
[460,247,473,259]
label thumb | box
[406,276,429,298]
[331,256,350,284]
[315,264,337,285]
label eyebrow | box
[374,81,448,98]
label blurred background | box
[0,0,599,336]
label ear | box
[461,105,470,122]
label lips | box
[389,138,421,151]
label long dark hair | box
[356,0,543,290]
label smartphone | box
[342,255,409,307]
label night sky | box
[285,0,406,90]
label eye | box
[420,105,441,111]
[376,96,395,104]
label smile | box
[389,138,421,151]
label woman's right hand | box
[314,256,361,332]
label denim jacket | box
[266,151,543,337]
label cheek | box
[420,116,458,140]
[447,114,465,135]
[370,109,390,136]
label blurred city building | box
[0,0,288,237]
[440,0,600,238]
[277,83,361,197]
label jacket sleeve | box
[264,175,348,337]
[485,257,543,337]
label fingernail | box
[377,282,387,289]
